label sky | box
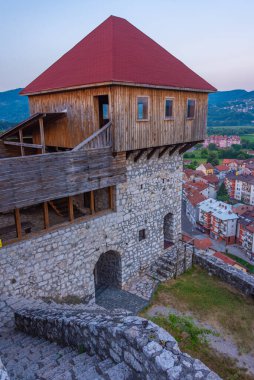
[0,0,254,92]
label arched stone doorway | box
[94,250,122,291]
[163,212,174,249]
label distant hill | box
[0,87,254,132]
[0,88,29,132]
[208,89,254,126]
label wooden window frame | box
[186,98,196,120]
[164,97,174,120]
[136,96,150,122]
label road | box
[181,201,254,265]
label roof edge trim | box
[21,81,216,96]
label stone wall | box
[15,308,220,380]
[194,251,254,296]
[0,358,9,380]
[0,152,183,300]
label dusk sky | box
[1,0,254,92]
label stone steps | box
[0,331,134,380]
[148,242,193,282]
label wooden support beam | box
[179,141,199,154]
[158,146,170,158]
[169,144,181,156]
[68,196,74,222]
[90,191,95,214]
[108,186,114,210]
[126,151,132,160]
[147,148,158,160]
[14,208,22,239]
[4,141,43,149]
[43,202,49,229]
[134,149,146,162]
[39,117,46,154]
[19,129,25,156]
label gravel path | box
[147,305,254,376]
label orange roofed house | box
[0,16,215,300]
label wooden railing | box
[73,121,112,151]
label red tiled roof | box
[213,252,236,266]
[204,175,219,184]
[246,224,254,234]
[203,163,213,169]
[184,181,208,192]
[21,16,216,95]
[215,164,228,172]
[186,190,206,206]
[194,238,212,250]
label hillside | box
[0,88,29,132]
[0,88,254,132]
[208,89,254,126]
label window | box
[139,229,146,241]
[187,99,196,118]
[165,98,173,119]
[137,97,149,120]
[103,103,109,120]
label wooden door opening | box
[96,95,109,128]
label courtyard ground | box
[140,266,254,380]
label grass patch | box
[141,266,254,353]
[140,266,254,379]
[146,313,252,380]
[224,253,254,274]
[152,314,213,350]
[241,134,254,142]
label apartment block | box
[198,198,238,244]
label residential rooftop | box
[199,198,238,221]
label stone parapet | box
[194,251,254,296]
[0,358,9,380]
[15,308,220,380]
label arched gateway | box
[94,250,122,291]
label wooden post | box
[108,186,114,210]
[90,191,95,214]
[39,117,46,154]
[68,196,74,222]
[43,202,49,229]
[14,208,22,239]
[19,129,25,156]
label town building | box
[203,135,241,148]
[196,163,214,175]
[225,174,254,205]
[185,189,207,225]
[198,199,238,244]
[236,210,254,259]
[214,164,229,180]
[0,16,215,300]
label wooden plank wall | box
[28,85,208,152]
[0,148,126,212]
[29,86,112,148]
[0,140,20,158]
[112,86,208,151]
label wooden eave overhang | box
[0,112,67,140]
[21,81,217,97]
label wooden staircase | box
[49,198,83,219]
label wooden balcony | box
[0,144,125,213]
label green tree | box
[217,183,230,202]
[208,143,217,151]
[200,148,208,158]
[187,160,199,170]
[207,152,219,166]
